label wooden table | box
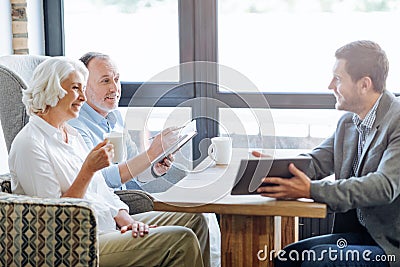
[152,149,327,267]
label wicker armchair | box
[0,174,99,266]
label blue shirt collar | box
[81,103,118,130]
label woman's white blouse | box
[8,115,129,234]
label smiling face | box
[328,59,362,114]
[85,57,121,117]
[52,70,86,122]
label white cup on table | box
[208,137,232,165]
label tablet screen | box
[231,157,311,195]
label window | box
[47,0,400,161]
[27,0,45,55]
[63,0,179,82]
[219,108,345,151]
[218,0,400,93]
[216,0,400,149]
[120,106,193,169]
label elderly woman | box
[8,57,204,267]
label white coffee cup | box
[104,131,126,163]
[208,137,232,165]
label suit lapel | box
[355,91,393,175]
[356,127,378,175]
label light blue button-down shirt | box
[69,103,142,190]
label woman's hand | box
[82,139,114,174]
[62,140,114,198]
[120,220,150,238]
[63,139,113,198]
[115,210,157,238]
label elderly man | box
[256,40,399,267]
[69,52,183,192]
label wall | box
[10,0,29,54]
[0,0,44,55]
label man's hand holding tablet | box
[231,157,312,198]
[147,120,198,174]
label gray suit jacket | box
[306,90,400,263]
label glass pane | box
[218,0,400,93]
[120,106,193,168]
[27,0,45,54]
[219,108,345,154]
[64,0,179,82]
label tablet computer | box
[230,157,311,195]
[151,127,198,165]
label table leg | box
[220,214,275,267]
[280,216,298,248]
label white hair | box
[22,57,88,115]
